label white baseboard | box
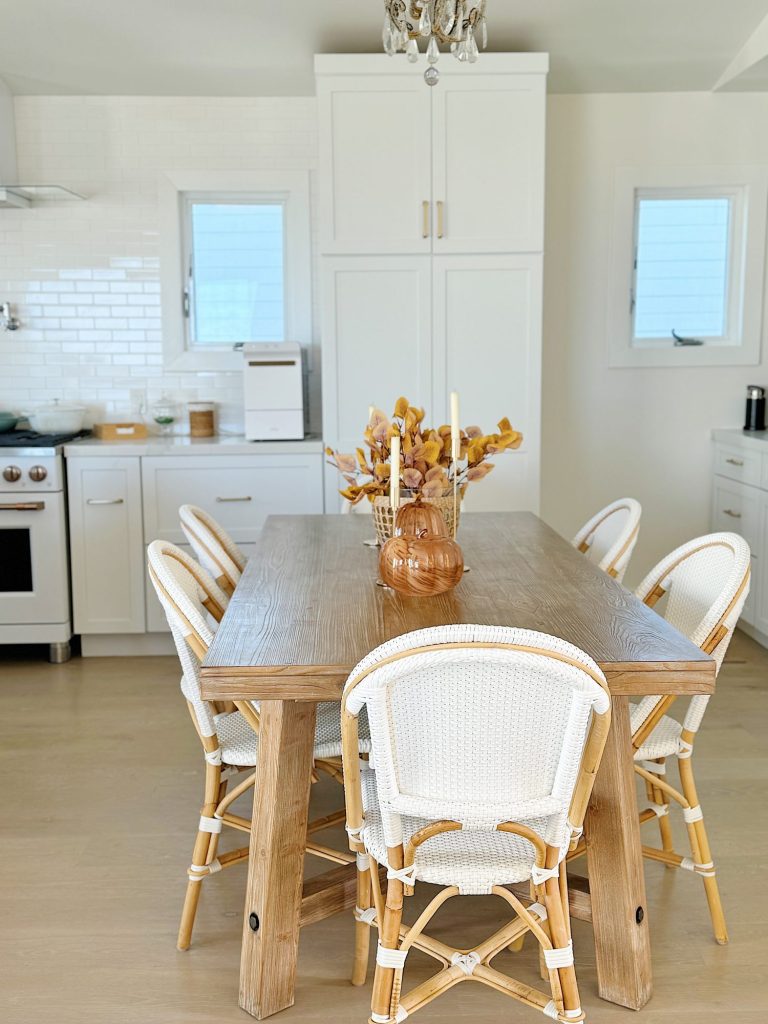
[81,633,175,657]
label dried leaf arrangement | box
[325,396,523,506]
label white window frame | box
[608,166,767,368]
[159,170,311,372]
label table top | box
[201,512,715,701]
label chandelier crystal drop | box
[383,1,488,65]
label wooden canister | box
[188,401,215,437]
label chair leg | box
[542,869,582,1021]
[652,758,675,861]
[352,854,373,986]
[177,762,221,951]
[370,873,404,1024]
[677,754,728,945]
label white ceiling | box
[1,0,767,96]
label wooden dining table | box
[200,511,715,1020]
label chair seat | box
[215,702,370,766]
[631,710,683,761]
[360,770,561,894]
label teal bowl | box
[0,413,19,433]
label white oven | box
[0,449,72,661]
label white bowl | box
[26,403,87,434]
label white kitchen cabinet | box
[317,72,432,255]
[430,74,545,254]
[710,430,768,646]
[67,456,146,634]
[433,254,542,511]
[316,55,547,256]
[317,55,548,514]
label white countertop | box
[712,428,768,452]
[64,433,325,457]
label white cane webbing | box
[631,711,683,761]
[632,533,750,745]
[179,504,245,587]
[347,628,607,891]
[571,498,642,583]
[361,771,554,894]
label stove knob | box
[29,465,48,482]
[2,465,21,482]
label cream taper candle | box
[390,434,400,512]
[368,405,375,423]
[450,391,461,460]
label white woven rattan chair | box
[572,498,642,583]
[630,532,750,945]
[147,539,370,953]
[179,503,245,596]
[341,625,612,1024]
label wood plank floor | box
[0,630,765,1023]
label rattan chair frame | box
[572,497,642,582]
[341,636,612,1024]
[179,503,246,596]
[147,540,355,953]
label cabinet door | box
[433,255,542,513]
[431,74,546,254]
[711,475,760,626]
[321,256,433,509]
[67,457,145,634]
[142,454,324,545]
[753,495,768,637]
[318,75,432,254]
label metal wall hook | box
[0,302,20,331]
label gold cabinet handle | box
[422,200,430,239]
[437,200,444,239]
[725,457,744,466]
[722,508,742,519]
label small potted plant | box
[326,397,522,543]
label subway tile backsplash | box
[0,95,320,434]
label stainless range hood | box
[0,78,86,208]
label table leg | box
[239,700,317,1019]
[585,695,652,1009]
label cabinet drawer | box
[142,454,323,544]
[714,444,762,486]
[711,476,760,551]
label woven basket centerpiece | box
[372,492,459,546]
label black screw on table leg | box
[635,906,645,925]
[249,912,260,932]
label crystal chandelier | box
[382,1,488,64]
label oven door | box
[0,492,70,624]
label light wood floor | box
[0,630,765,1023]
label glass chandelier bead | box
[406,37,420,62]
[426,35,440,64]
[419,4,432,36]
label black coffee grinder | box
[745,385,766,432]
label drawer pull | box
[722,508,742,519]
[86,498,125,506]
[216,496,252,503]
[724,457,744,466]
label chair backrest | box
[342,625,611,856]
[633,531,751,736]
[572,498,642,583]
[179,504,245,595]
[147,539,228,740]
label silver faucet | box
[0,302,20,331]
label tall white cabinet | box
[316,54,548,512]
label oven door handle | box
[0,501,46,511]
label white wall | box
[542,92,768,584]
[0,96,319,434]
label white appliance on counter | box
[243,342,304,441]
[0,441,72,662]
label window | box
[185,199,286,347]
[609,168,767,368]
[159,171,310,372]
